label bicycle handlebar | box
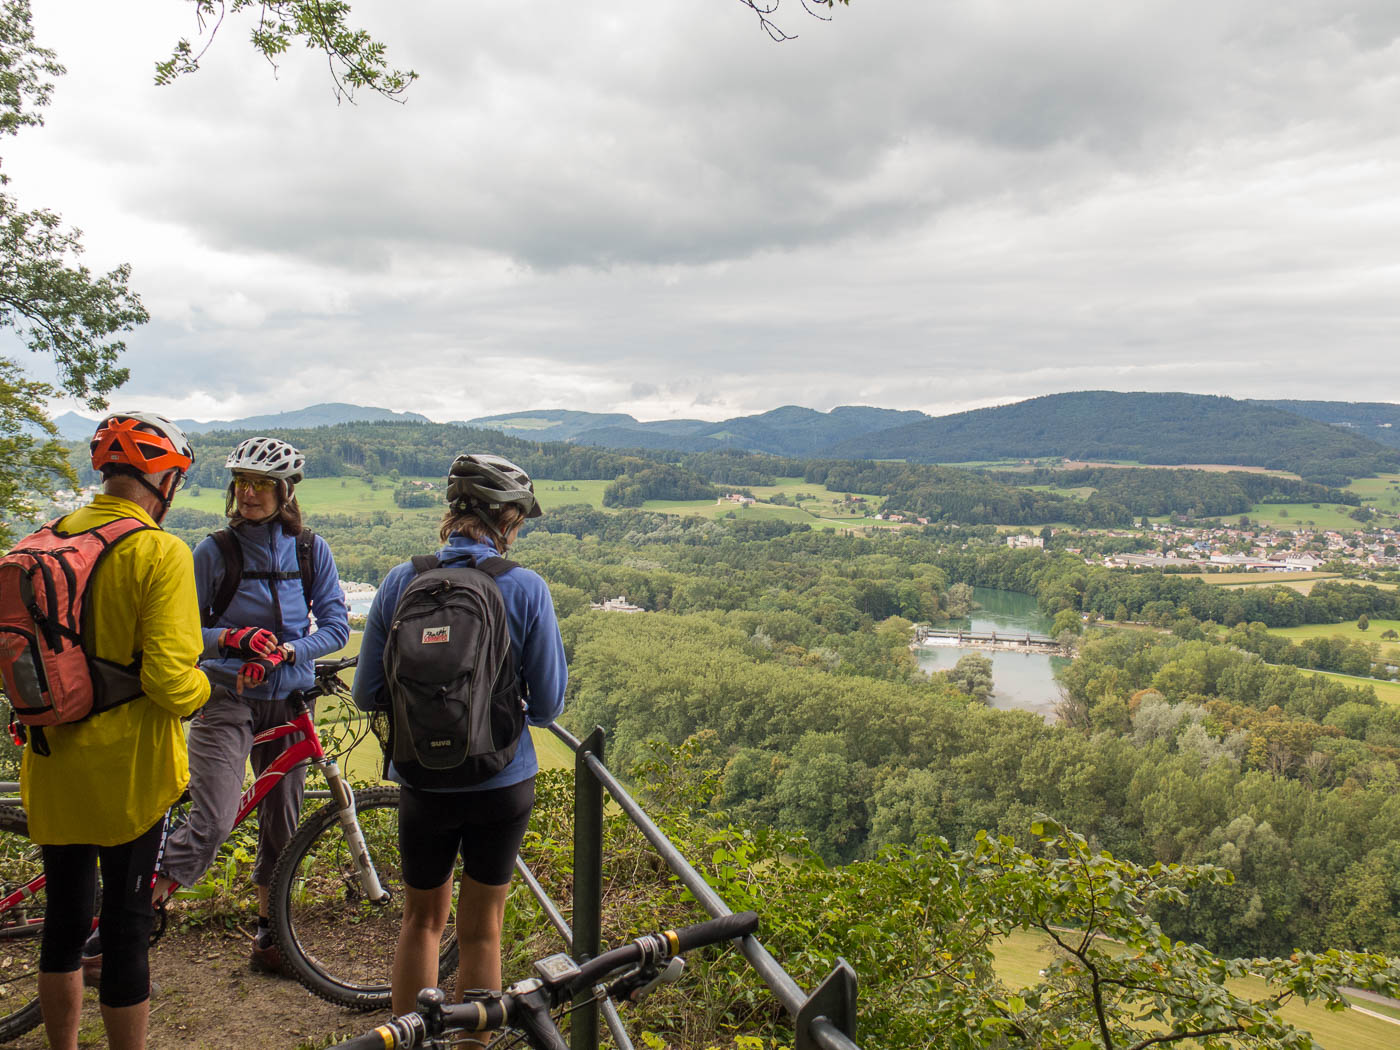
[343,911,759,1049]
[314,655,359,676]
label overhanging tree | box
[0,0,413,542]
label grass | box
[1294,668,1400,707]
[992,929,1400,1047]
[1265,620,1400,664]
[534,479,611,510]
[1244,502,1379,530]
[1174,570,1343,595]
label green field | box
[182,475,441,518]
[1266,620,1400,664]
[992,929,1400,1047]
[534,479,611,510]
[1175,570,1343,595]
[1346,473,1400,505]
[1295,668,1400,707]
[1244,502,1381,530]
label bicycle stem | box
[318,760,389,904]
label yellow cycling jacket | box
[19,494,211,846]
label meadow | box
[1265,619,1400,664]
[1176,570,1343,595]
[992,930,1400,1047]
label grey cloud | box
[101,1,1400,272]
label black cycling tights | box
[40,818,165,1008]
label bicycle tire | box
[0,807,45,1042]
[269,785,459,1009]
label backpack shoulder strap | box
[204,528,243,628]
[473,556,519,579]
[296,529,316,613]
[410,554,441,575]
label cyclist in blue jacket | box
[139,437,348,975]
[353,453,566,1015]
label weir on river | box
[912,625,1064,653]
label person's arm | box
[519,576,567,726]
[140,538,212,718]
[351,567,401,712]
[191,537,226,659]
[287,535,350,664]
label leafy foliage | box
[0,0,148,536]
[156,0,416,101]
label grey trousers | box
[160,684,312,888]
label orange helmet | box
[90,412,194,477]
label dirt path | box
[9,926,383,1050]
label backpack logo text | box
[421,626,451,644]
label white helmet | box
[225,436,305,485]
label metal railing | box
[2,723,862,1050]
[541,725,860,1050]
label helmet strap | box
[472,506,510,553]
[138,471,180,524]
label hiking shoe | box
[80,930,102,988]
[249,936,287,976]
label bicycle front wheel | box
[269,785,458,1008]
[0,807,45,1043]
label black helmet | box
[447,454,541,519]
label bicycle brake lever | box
[618,956,685,1003]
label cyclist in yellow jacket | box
[19,412,210,1050]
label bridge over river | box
[913,625,1064,654]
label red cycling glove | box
[222,626,280,659]
[239,647,287,687]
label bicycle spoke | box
[0,809,46,1041]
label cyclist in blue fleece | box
[353,452,566,1015]
[159,437,349,972]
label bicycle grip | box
[670,910,758,954]
[338,1030,401,1050]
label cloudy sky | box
[7,0,1400,425]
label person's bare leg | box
[38,970,82,1050]
[393,881,454,1015]
[100,1000,149,1050]
[255,884,269,922]
[452,875,511,997]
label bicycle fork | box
[317,759,390,904]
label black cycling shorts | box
[40,817,166,1008]
[398,778,536,889]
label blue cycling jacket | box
[352,535,567,791]
[194,521,350,699]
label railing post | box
[571,726,606,1050]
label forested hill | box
[831,391,1400,485]
[464,404,930,454]
[1253,398,1400,450]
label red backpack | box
[0,517,151,749]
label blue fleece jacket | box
[352,535,567,791]
[194,522,350,699]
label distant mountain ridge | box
[828,392,1399,484]
[52,403,431,440]
[47,393,1400,486]
[460,404,930,455]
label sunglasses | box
[232,474,277,493]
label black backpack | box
[201,527,316,631]
[382,553,527,789]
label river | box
[914,587,1068,721]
